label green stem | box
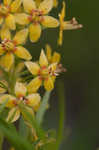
[8,67,16,95]
[36,91,51,126]
[55,79,65,150]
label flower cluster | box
[0,0,82,123]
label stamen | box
[13,100,17,106]
[71,17,83,28]
[39,76,44,80]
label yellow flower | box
[25,49,62,92]
[34,0,41,6]
[0,80,8,94]
[0,82,41,122]
[0,69,8,93]
[0,28,32,71]
[0,62,25,95]
[0,0,22,33]
[53,0,58,7]
[46,44,61,64]
[35,0,58,7]
[15,0,59,42]
[58,1,83,45]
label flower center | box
[38,66,49,79]
[17,95,29,105]
[1,39,16,52]
[54,64,67,76]
[0,4,10,16]
[28,9,44,24]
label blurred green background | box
[27,0,99,150]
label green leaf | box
[0,118,34,150]
[36,91,51,126]
[19,117,28,138]
[19,104,45,139]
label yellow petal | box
[21,106,34,121]
[39,0,53,14]
[60,1,66,20]
[58,2,66,46]
[25,61,40,75]
[46,44,52,62]
[44,76,54,91]
[58,29,63,46]
[13,29,28,45]
[27,77,42,93]
[23,0,36,13]
[0,94,16,108]
[16,5,23,13]
[3,0,12,6]
[41,16,59,28]
[0,87,6,94]
[0,80,7,94]
[10,147,15,150]
[15,62,25,73]
[35,0,41,7]
[52,52,61,63]
[53,0,58,7]
[15,46,32,60]
[29,23,41,43]
[15,13,29,25]
[0,25,11,40]
[0,44,4,56]
[0,17,3,25]
[39,49,48,67]
[0,53,14,71]
[6,107,20,123]
[15,82,27,97]
[5,14,16,30]
[10,0,22,13]
[26,93,41,108]
[51,75,56,83]
[33,102,40,112]
[63,19,83,30]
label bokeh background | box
[27,0,99,150]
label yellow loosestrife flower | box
[0,28,32,71]
[45,44,66,81]
[35,0,58,7]
[58,1,83,45]
[25,49,62,92]
[0,80,8,94]
[46,44,61,64]
[0,62,25,95]
[0,0,22,34]
[0,70,7,94]
[35,0,41,6]
[15,0,59,42]
[0,82,41,122]
[53,0,58,7]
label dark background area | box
[27,0,99,150]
